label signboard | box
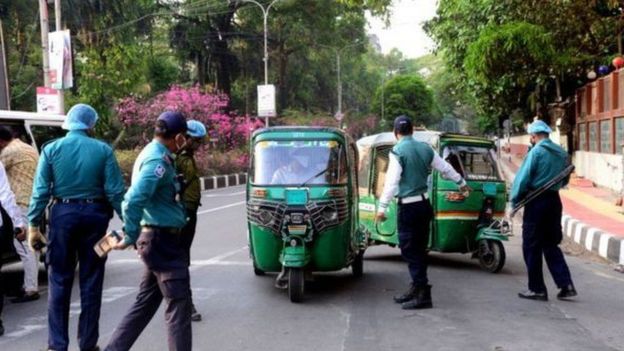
[257,84,276,117]
[36,87,62,114]
[49,30,73,90]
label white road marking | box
[0,286,138,343]
[190,246,248,271]
[196,201,245,215]
[203,191,245,198]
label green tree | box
[425,0,624,132]
[372,74,437,127]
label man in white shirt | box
[376,116,470,310]
[0,161,27,336]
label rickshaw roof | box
[357,130,493,152]
[356,131,441,150]
[252,126,350,142]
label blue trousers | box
[397,200,433,286]
[522,192,573,293]
[105,227,192,351]
[47,203,111,351]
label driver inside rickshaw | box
[270,148,327,185]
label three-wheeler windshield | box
[252,139,347,186]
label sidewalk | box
[499,153,624,265]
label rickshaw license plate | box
[286,189,308,205]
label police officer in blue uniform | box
[376,116,470,310]
[512,120,577,301]
[105,111,191,351]
[27,104,126,351]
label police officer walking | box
[376,116,470,310]
[512,120,577,301]
[27,104,126,351]
[106,111,191,351]
[177,119,207,322]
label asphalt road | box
[1,185,623,351]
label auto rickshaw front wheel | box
[253,262,265,276]
[288,268,305,303]
[477,240,506,273]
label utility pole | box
[54,0,64,112]
[0,20,10,110]
[39,0,50,88]
[239,0,280,127]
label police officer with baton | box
[376,116,470,309]
[512,120,577,301]
[106,111,191,351]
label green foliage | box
[426,0,624,133]
[372,75,437,127]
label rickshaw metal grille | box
[247,199,287,234]
[306,197,348,233]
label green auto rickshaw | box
[357,131,510,273]
[247,127,367,302]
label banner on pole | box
[36,87,62,114]
[49,30,73,90]
[257,84,276,117]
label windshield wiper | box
[299,167,330,187]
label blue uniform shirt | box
[511,138,570,207]
[28,130,125,225]
[122,140,187,245]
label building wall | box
[574,151,624,192]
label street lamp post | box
[239,0,280,127]
[318,41,364,128]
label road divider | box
[201,173,247,191]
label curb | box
[561,215,624,264]
[200,173,247,191]
[498,155,624,265]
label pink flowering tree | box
[115,85,263,151]
[115,86,263,175]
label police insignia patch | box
[154,164,166,178]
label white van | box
[0,110,66,151]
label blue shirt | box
[122,140,187,244]
[28,130,125,225]
[511,138,570,207]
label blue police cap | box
[393,115,413,134]
[186,120,207,138]
[527,120,552,134]
[156,111,187,136]
[62,104,99,131]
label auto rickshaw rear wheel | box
[288,268,305,303]
[352,251,364,277]
[478,240,505,273]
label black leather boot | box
[393,284,417,304]
[557,284,577,300]
[518,290,548,301]
[402,285,433,310]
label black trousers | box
[105,227,192,351]
[397,200,434,286]
[180,210,198,267]
[522,191,573,293]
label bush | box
[115,147,248,180]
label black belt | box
[142,225,182,235]
[54,198,107,204]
